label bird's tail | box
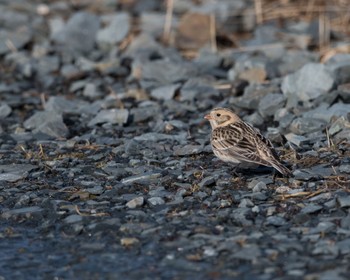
[271,160,292,177]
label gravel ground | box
[0,0,350,279]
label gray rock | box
[266,216,287,226]
[302,103,350,122]
[140,12,169,37]
[232,245,261,261]
[147,197,165,206]
[232,83,279,110]
[53,12,100,54]
[0,103,12,118]
[300,204,323,214]
[2,206,43,219]
[150,84,180,100]
[173,145,204,156]
[24,111,69,138]
[258,93,286,118]
[130,105,160,123]
[326,53,350,84]
[88,109,129,126]
[0,9,29,29]
[0,27,32,55]
[86,186,104,195]
[238,198,254,208]
[248,180,267,192]
[180,78,219,101]
[340,215,350,229]
[337,238,350,254]
[285,133,309,147]
[339,165,350,174]
[290,117,327,135]
[64,214,83,224]
[329,116,350,141]
[337,195,350,208]
[0,164,36,182]
[231,208,253,226]
[282,63,335,107]
[124,33,162,58]
[35,55,60,76]
[83,83,102,99]
[126,197,144,209]
[311,239,338,255]
[97,13,130,47]
[293,168,325,181]
[278,50,319,76]
[60,64,81,79]
[243,112,264,127]
[121,172,162,184]
[140,59,197,87]
[310,221,336,234]
[198,176,216,188]
[227,53,268,82]
[337,83,350,102]
[44,96,83,114]
[134,132,187,143]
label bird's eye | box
[216,113,221,117]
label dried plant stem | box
[254,0,263,24]
[210,14,217,52]
[163,0,174,43]
[319,12,330,51]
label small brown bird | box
[204,107,291,176]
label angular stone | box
[44,96,81,114]
[147,197,165,206]
[140,60,197,87]
[130,106,160,123]
[290,117,326,135]
[258,93,286,118]
[0,27,32,55]
[198,176,216,188]
[300,204,323,214]
[2,206,43,219]
[150,84,180,100]
[282,63,335,107]
[24,111,69,138]
[285,133,308,147]
[53,12,100,54]
[0,164,36,182]
[337,195,350,208]
[88,109,129,126]
[0,103,12,118]
[97,13,130,47]
[126,197,144,209]
[238,198,254,208]
[266,216,286,226]
[64,214,83,224]
[232,245,261,261]
[302,103,350,122]
[173,145,204,156]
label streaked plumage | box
[204,108,291,176]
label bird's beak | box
[204,114,212,120]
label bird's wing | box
[211,122,272,166]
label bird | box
[204,107,291,176]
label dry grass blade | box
[280,191,311,199]
[210,14,217,52]
[163,0,174,44]
[254,0,263,24]
[74,205,109,217]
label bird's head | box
[204,108,241,129]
